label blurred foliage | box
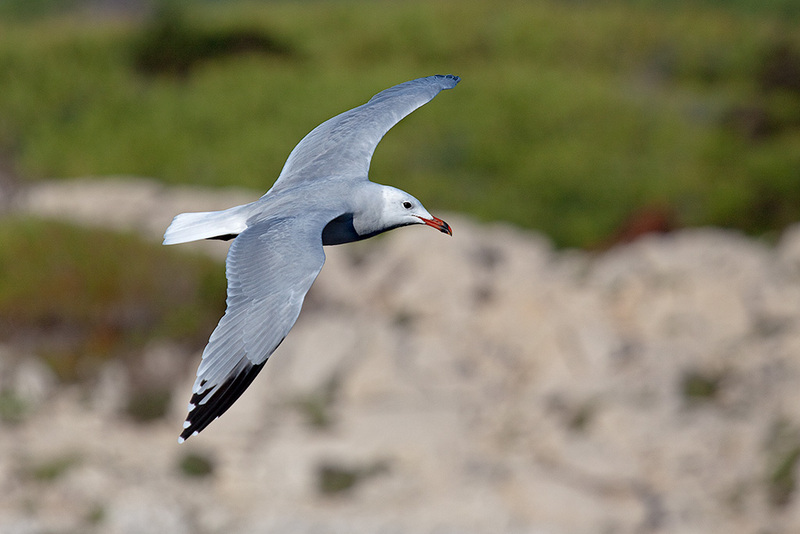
[630,0,800,18]
[316,459,389,496]
[0,389,29,425]
[0,0,799,247]
[178,451,216,478]
[291,374,340,429]
[317,463,360,496]
[131,1,294,78]
[125,385,173,422]
[85,504,106,526]
[26,453,81,482]
[765,418,800,508]
[680,369,722,404]
[0,0,82,21]
[0,217,226,382]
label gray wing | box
[267,74,460,194]
[179,216,327,442]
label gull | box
[163,74,459,442]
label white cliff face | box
[4,177,800,534]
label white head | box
[375,186,452,236]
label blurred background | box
[2,0,800,532]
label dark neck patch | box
[322,213,359,245]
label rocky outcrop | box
[2,177,800,533]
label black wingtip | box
[178,362,266,442]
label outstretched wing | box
[267,74,460,194]
[179,216,327,442]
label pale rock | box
[106,489,190,534]
[5,177,800,534]
[11,356,56,407]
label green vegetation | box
[680,369,722,404]
[1,1,800,247]
[0,389,29,425]
[125,385,173,422]
[765,418,800,507]
[0,217,226,381]
[292,374,341,429]
[178,451,216,478]
[27,453,81,482]
[316,460,389,496]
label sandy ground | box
[2,177,800,533]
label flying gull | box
[164,74,459,442]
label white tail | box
[163,205,250,245]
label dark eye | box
[402,201,413,209]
